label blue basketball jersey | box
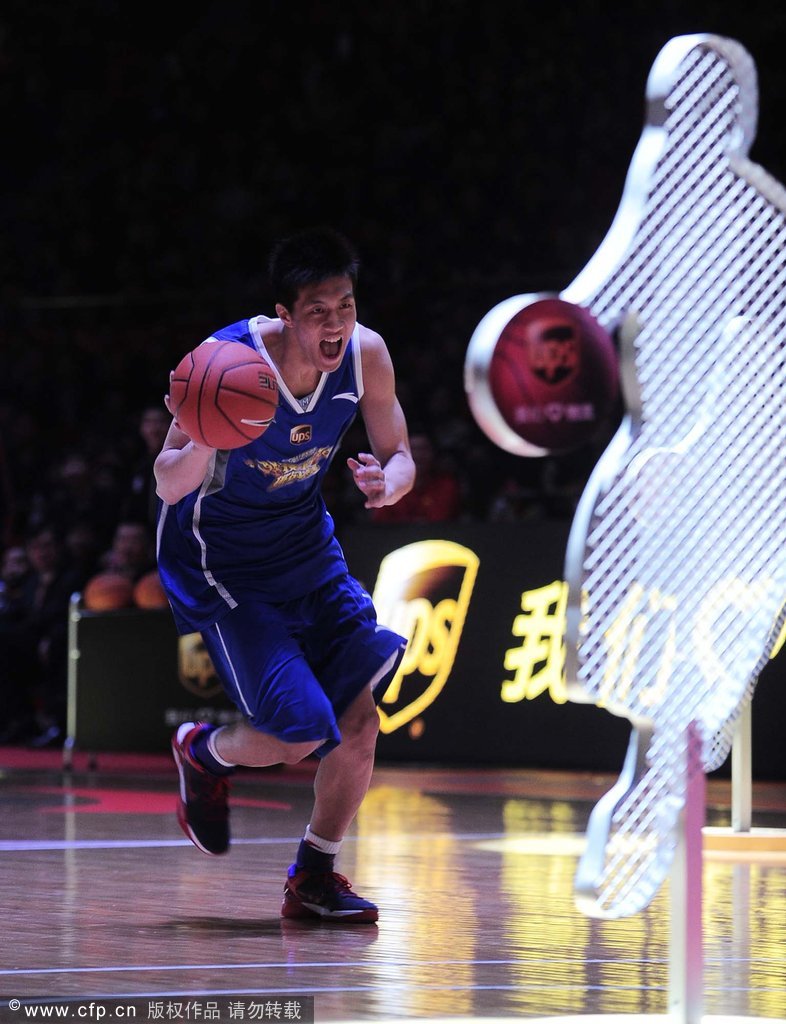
[157,316,365,634]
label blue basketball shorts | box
[200,574,406,755]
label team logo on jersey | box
[177,632,223,698]
[372,540,479,733]
[244,446,333,489]
[290,424,312,445]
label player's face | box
[278,275,357,373]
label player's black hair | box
[269,227,360,310]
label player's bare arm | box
[154,392,216,505]
[349,327,415,509]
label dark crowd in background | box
[2,0,784,743]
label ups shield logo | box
[178,633,223,698]
[526,318,580,384]
[290,424,312,445]
[372,540,479,733]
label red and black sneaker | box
[281,865,378,923]
[171,722,230,855]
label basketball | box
[169,341,278,449]
[466,297,619,456]
[83,572,135,612]
[133,569,169,610]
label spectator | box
[0,545,36,744]
[0,546,31,613]
[372,433,461,524]
[21,527,83,747]
[64,522,103,585]
[100,520,156,581]
[487,476,546,522]
[123,406,171,526]
[31,451,121,547]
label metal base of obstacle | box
[703,702,786,856]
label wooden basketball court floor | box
[1,747,785,1023]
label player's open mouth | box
[320,338,343,360]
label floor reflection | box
[0,761,784,1020]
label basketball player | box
[155,228,415,923]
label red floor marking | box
[28,787,291,815]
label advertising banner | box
[69,523,785,777]
[342,522,785,778]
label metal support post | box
[731,701,753,833]
[668,722,705,1024]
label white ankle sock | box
[304,825,342,855]
[206,727,236,768]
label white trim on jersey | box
[352,324,364,400]
[249,316,361,414]
[192,454,238,612]
[214,622,253,717]
[247,316,321,414]
[367,639,405,695]
[155,502,168,559]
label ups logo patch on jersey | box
[290,424,312,445]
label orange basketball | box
[133,570,169,609]
[83,572,135,612]
[169,341,279,449]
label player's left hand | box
[348,453,387,508]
